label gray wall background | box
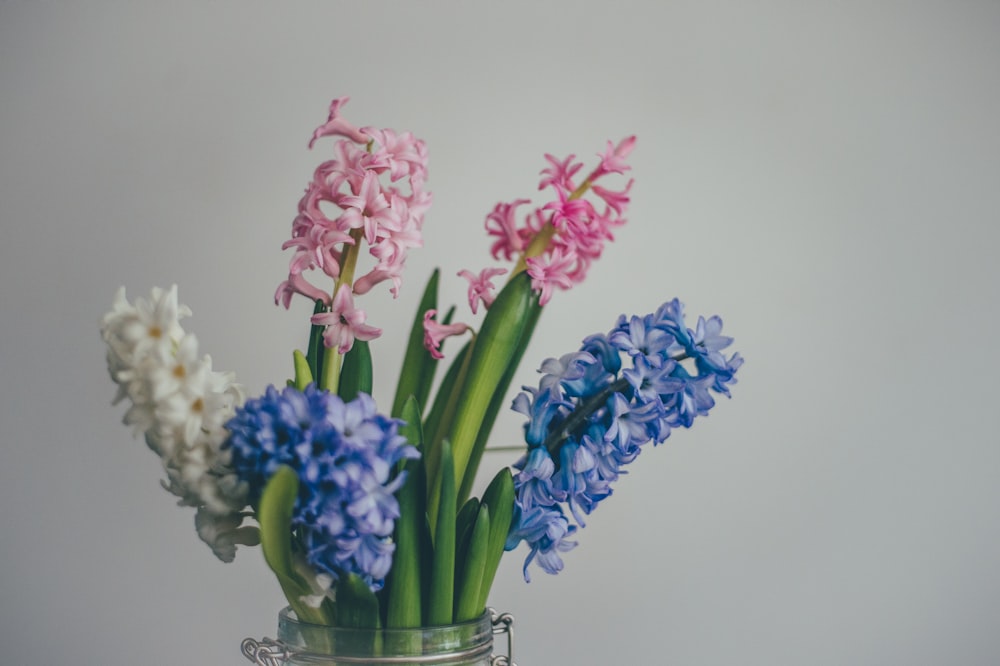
[2,2,999,664]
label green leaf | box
[292,350,313,391]
[338,339,373,402]
[422,338,474,532]
[257,466,333,625]
[422,336,471,496]
[422,337,471,450]
[428,440,456,626]
[457,299,542,503]
[477,467,515,610]
[452,497,480,603]
[447,272,536,499]
[385,396,425,628]
[306,299,328,382]
[454,505,490,622]
[335,573,381,629]
[419,513,434,621]
[392,269,441,418]
[455,497,481,560]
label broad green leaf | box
[455,505,490,622]
[422,338,471,450]
[428,440,456,626]
[457,299,542,503]
[447,272,536,499]
[336,573,380,629]
[452,497,480,602]
[293,350,313,391]
[306,299,327,383]
[257,466,333,625]
[338,339,373,402]
[385,396,425,628]
[455,497,481,560]
[392,269,441,418]
[423,339,473,530]
[419,513,434,621]
[476,468,515,610]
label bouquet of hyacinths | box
[99,97,742,632]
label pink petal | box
[458,267,508,314]
[308,97,368,147]
[275,274,332,309]
[422,309,471,360]
[312,287,382,353]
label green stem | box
[318,228,366,393]
[509,177,593,280]
[337,228,365,286]
[320,347,342,393]
[542,377,631,458]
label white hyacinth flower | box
[100,285,254,561]
[101,285,190,370]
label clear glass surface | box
[270,607,496,665]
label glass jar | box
[242,607,515,665]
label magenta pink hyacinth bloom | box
[526,246,576,306]
[471,136,636,308]
[484,198,534,261]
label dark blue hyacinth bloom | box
[224,384,418,590]
[506,298,742,580]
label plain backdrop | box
[2,2,999,665]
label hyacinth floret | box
[506,298,742,579]
[224,385,418,590]
[504,502,577,582]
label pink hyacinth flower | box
[458,267,508,314]
[362,127,429,182]
[542,189,595,231]
[538,153,583,192]
[422,309,471,360]
[484,198,533,261]
[526,247,577,306]
[308,97,368,147]
[311,287,382,353]
[275,273,333,310]
[591,179,633,215]
[339,171,401,246]
[353,267,402,298]
[591,136,637,179]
